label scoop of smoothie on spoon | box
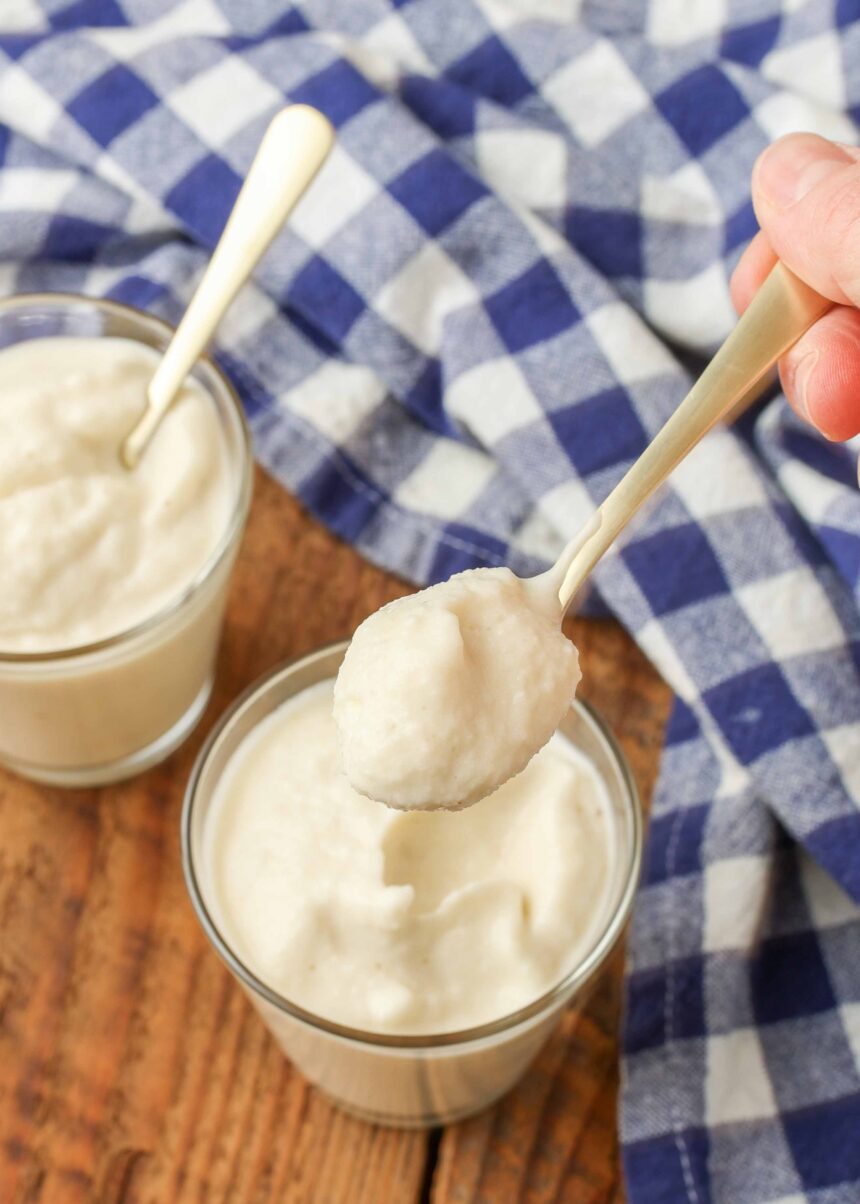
[335,263,831,812]
[120,104,334,470]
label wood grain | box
[0,466,671,1204]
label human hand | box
[731,133,860,441]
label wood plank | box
[0,465,670,1203]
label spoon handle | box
[558,263,832,611]
[122,104,334,468]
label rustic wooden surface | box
[0,466,671,1204]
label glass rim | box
[0,292,254,665]
[181,640,643,1052]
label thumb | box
[752,133,860,307]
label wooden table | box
[0,467,670,1204]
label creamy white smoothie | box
[334,568,580,811]
[203,678,614,1035]
[0,317,249,785]
[0,336,232,651]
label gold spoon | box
[548,263,831,610]
[121,104,334,469]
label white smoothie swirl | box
[333,567,581,811]
[205,679,615,1034]
[0,336,232,653]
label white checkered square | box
[703,856,768,952]
[754,90,857,146]
[395,439,495,520]
[670,431,769,519]
[2,1,46,31]
[289,144,379,250]
[218,286,278,344]
[359,12,434,80]
[447,357,543,443]
[168,57,281,145]
[0,168,75,212]
[644,261,736,350]
[475,0,580,29]
[801,854,859,932]
[639,617,698,700]
[763,32,847,109]
[476,127,567,211]
[92,0,231,56]
[842,1003,860,1074]
[543,40,650,148]
[0,64,62,142]
[641,161,722,225]
[282,359,387,444]
[647,0,726,45]
[736,568,846,661]
[706,1028,778,1126]
[585,302,677,387]
[373,241,478,355]
[539,478,597,545]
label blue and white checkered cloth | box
[2,1,859,1199]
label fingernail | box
[782,348,819,421]
[755,136,854,208]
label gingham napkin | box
[2,2,859,1200]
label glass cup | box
[0,294,253,787]
[182,641,642,1128]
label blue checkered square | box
[752,932,837,1024]
[820,525,860,588]
[567,207,642,278]
[52,0,127,29]
[403,358,452,435]
[656,64,749,155]
[783,1095,860,1190]
[626,956,707,1052]
[388,148,485,236]
[43,214,114,261]
[300,454,380,541]
[448,34,534,107]
[401,76,477,139]
[624,1130,711,1204]
[647,803,709,882]
[287,255,366,342]
[165,154,242,244]
[429,523,508,580]
[485,260,579,352]
[721,16,782,66]
[705,664,816,762]
[625,524,729,616]
[291,59,379,127]
[551,386,646,476]
[68,64,158,145]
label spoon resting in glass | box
[120,104,334,469]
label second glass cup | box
[182,641,642,1127]
[0,294,253,787]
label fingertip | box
[730,231,777,315]
[780,307,860,441]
